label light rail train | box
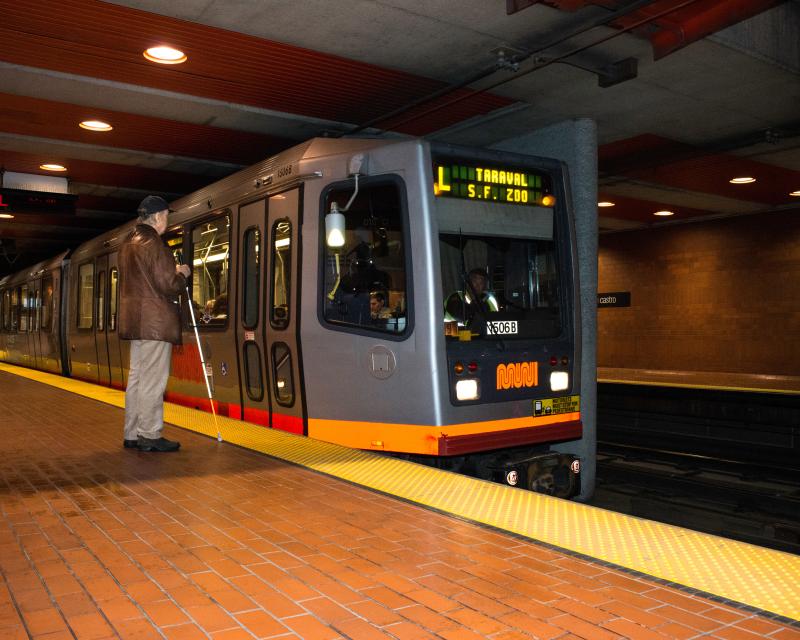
[0,137,588,498]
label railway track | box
[593,441,800,554]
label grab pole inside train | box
[178,250,221,442]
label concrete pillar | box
[491,119,598,501]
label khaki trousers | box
[123,340,172,440]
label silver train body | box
[0,137,588,498]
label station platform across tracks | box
[1,362,799,639]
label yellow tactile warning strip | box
[3,361,800,623]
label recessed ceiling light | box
[729,176,756,184]
[597,201,615,207]
[143,46,187,64]
[790,190,800,197]
[0,213,14,219]
[40,164,67,172]
[79,120,113,132]
[654,210,674,217]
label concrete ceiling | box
[1,0,799,275]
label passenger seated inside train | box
[444,267,499,327]
[369,290,392,325]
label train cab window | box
[270,220,291,329]
[242,228,260,329]
[191,216,230,328]
[96,271,105,332]
[77,262,94,329]
[322,180,408,334]
[109,269,118,331]
[19,285,29,332]
[437,185,563,340]
[41,277,53,332]
[271,342,294,406]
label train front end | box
[429,144,583,498]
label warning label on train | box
[533,395,580,417]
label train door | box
[71,259,99,381]
[94,255,111,385]
[236,199,270,425]
[106,257,124,388]
[30,279,42,369]
[265,189,305,434]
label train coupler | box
[489,452,581,498]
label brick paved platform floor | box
[1,370,799,640]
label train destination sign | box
[433,161,553,207]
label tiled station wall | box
[597,210,800,375]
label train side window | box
[19,285,29,332]
[191,215,230,328]
[96,271,105,332]
[244,341,264,401]
[322,180,408,335]
[10,288,18,331]
[271,342,294,406]
[109,269,118,331]
[242,227,260,329]
[32,287,40,332]
[77,262,94,329]
[41,277,53,332]
[0,289,7,331]
[270,220,291,329]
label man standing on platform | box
[119,195,190,452]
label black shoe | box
[124,439,138,449]
[137,436,181,452]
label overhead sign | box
[0,188,77,215]
[433,160,553,207]
[598,292,631,308]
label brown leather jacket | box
[119,224,186,344]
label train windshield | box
[436,193,562,341]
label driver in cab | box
[444,267,499,327]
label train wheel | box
[527,457,578,498]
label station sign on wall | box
[598,291,631,308]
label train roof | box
[0,250,69,287]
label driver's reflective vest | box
[444,290,499,326]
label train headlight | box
[550,371,569,391]
[455,379,479,401]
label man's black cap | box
[137,195,171,219]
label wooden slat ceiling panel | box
[0,93,288,165]
[0,150,214,194]
[0,0,512,134]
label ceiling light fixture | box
[0,213,14,219]
[39,164,67,172]
[729,176,756,184]
[79,120,113,132]
[597,201,615,207]
[654,210,674,217]
[143,46,187,64]
[790,190,800,197]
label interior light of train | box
[39,164,67,172]
[550,371,569,392]
[274,237,290,248]
[277,379,286,389]
[79,120,113,132]
[143,46,187,64]
[192,252,227,265]
[597,201,615,207]
[653,210,674,216]
[455,379,479,401]
[433,162,552,207]
[729,176,756,184]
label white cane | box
[179,252,222,442]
